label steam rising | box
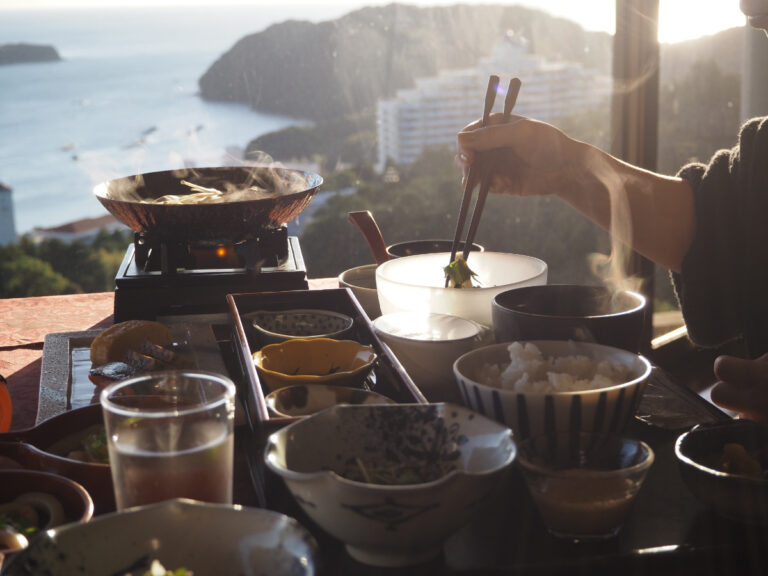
[96,164,312,204]
[584,151,646,300]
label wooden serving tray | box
[227,288,426,437]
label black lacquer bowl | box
[386,239,483,258]
[676,419,768,524]
[492,284,647,352]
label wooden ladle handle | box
[348,211,390,265]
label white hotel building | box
[376,34,612,170]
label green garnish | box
[443,257,478,289]
[0,513,38,537]
[84,430,110,464]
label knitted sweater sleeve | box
[670,117,768,356]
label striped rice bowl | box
[453,340,652,440]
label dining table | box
[2,287,768,576]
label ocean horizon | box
[0,5,358,234]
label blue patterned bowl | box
[453,340,651,440]
[248,309,354,345]
[264,403,515,567]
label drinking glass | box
[100,370,236,510]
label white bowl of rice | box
[453,340,652,440]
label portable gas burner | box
[114,227,308,321]
[95,166,323,322]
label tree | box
[658,58,740,174]
[0,251,75,297]
[0,230,133,298]
[300,142,613,287]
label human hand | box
[455,114,582,198]
[710,353,768,424]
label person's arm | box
[560,142,695,273]
[457,115,695,272]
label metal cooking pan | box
[93,166,322,244]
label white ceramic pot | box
[375,252,547,327]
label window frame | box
[612,0,661,351]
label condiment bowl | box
[675,420,768,524]
[247,308,354,345]
[0,403,114,513]
[372,312,487,403]
[0,469,94,560]
[453,340,652,440]
[265,383,396,418]
[339,263,381,319]
[265,403,516,567]
[376,252,547,327]
[517,432,653,541]
[253,338,377,392]
[492,284,647,352]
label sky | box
[0,0,749,44]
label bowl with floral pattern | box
[264,403,515,567]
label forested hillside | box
[199,3,613,121]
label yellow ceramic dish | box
[253,338,377,392]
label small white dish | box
[248,308,354,345]
[266,383,396,418]
[373,312,487,402]
[338,264,381,319]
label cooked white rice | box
[477,342,631,393]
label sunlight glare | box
[659,0,746,43]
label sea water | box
[0,5,353,234]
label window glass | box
[655,1,746,335]
[7,1,746,314]
[1,1,622,298]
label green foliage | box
[658,59,741,174]
[0,230,132,298]
[300,143,612,286]
[245,112,377,170]
[0,249,75,297]
[200,4,611,121]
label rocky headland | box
[198,4,612,122]
[0,43,61,66]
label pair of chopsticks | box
[446,75,522,283]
